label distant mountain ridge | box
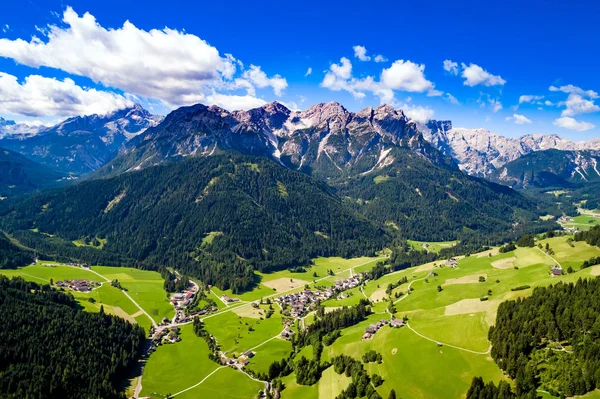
[104,101,456,179]
[422,121,600,177]
[0,105,163,175]
[490,149,600,188]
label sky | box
[0,0,599,139]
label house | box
[222,295,240,303]
[551,265,563,276]
[446,258,458,268]
[362,332,372,340]
[390,318,405,328]
[243,350,255,358]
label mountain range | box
[0,101,558,290]
[0,105,162,175]
[423,121,600,180]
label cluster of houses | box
[54,279,99,292]
[149,326,181,346]
[275,274,366,318]
[170,283,198,310]
[220,350,255,368]
[362,318,405,340]
[276,289,334,318]
[334,274,363,291]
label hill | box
[0,154,387,292]
[0,147,66,198]
[0,276,145,399]
[0,232,33,269]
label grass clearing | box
[407,240,458,253]
[176,366,262,399]
[140,324,218,398]
[262,277,311,292]
[444,273,487,285]
[92,266,173,323]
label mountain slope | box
[99,101,546,240]
[0,147,66,197]
[0,232,33,269]
[1,154,387,292]
[330,146,543,241]
[0,105,162,175]
[490,149,600,188]
[423,122,600,177]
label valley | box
[4,234,600,399]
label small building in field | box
[390,318,405,328]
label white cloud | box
[544,100,555,106]
[445,93,459,104]
[373,55,387,63]
[330,57,353,79]
[489,98,502,113]
[381,60,437,94]
[0,72,133,118]
[2,25,8,33]
[460,63,505,86]
[353,45,371,61]
[553,117,595,131]
[305,67,312,77]
[0,7,285,109]
[519,95,544,104]
[506,113,532,124]
[443,60,458,75]
[205,93,266,111]
[404,105,434,123]
[239,65,287,96]
[561,93,600,117]
[549,84,598,99]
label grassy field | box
[176,366,263,399]
[246,337,292,375]
[140,324,219,397]
[203,307,285,355]
[563,214,600,230]
[407,240,458,253]
[93,266,173,323]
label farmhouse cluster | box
[275,274,364,318]
[362,318,405,340]
[55,279,99,292]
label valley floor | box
[3,235,600,398]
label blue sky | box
[0,0,599,139]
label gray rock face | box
[118,102,456,178]
[0,105,163,174]
[422,124,600,177]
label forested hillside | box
[0,276,145,399]
[1,154,387,292]
[489,279,600,397]
[332,147,550,241]
[0,147,66,197]
[0,232,33,269]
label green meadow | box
[407,239,458,253]
[93,266,173,323]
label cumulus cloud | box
[561,93,600,117]
[519,95,544,104]
[403,105,434,123]
[205,93,266,111]
[460,63,505,87]
[0,7,286,110]
[381,60,438,95]
[235,65,287,96]
[373,55,387,63]
[443,60,458,75]
[353,45,371,61]
[0,72,133,118]
[506,114,532,124]
[305,67,312,77]
[553,117,595,131]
